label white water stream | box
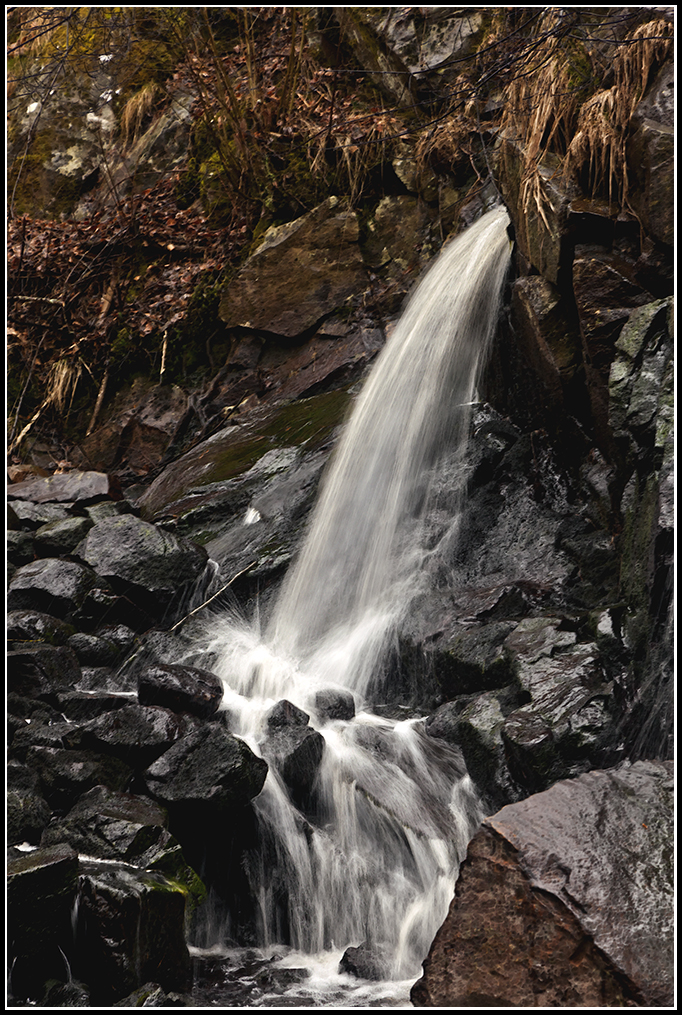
[197,207,512,1000]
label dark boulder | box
[53,689,133,723]
[76,514,208,621]
[431,621,517,698]
[266,698,310,728]
[7,760,53,845]
[7,609,76,646]
[219,196,366,338]
[425,689,527,813]
[7,642,82,701]
[79,703,198,768]
[143,724,268,816]
[41,785,170,861]
[626,61,674,248]
[7,529,35,566]
[8,500,72,529]
[7,844,79,1001]
[25,745,134,811]
[138,662,224,719]
[7,558,97,619]
[67,631,122,667]
[339,941,390,981]
[261,724,325,806]
[313,687,356,722]
[73,860,191,1005]
[33,516,93,557]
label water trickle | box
[198,207,512,997]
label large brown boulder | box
[219,196,366,338]
[411,761,674,1007]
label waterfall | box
[200,207,512,987]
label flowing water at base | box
[191,208,512,1002]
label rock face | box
[411,761,674,1008]
[219,197,366,338]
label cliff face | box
[7,7,674,1007]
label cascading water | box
[196,207,512,1002]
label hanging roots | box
[564,17,673,204]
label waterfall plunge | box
[202,207,512,984]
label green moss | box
[199,389,353,482]
[148,843,207,915]
[9,124,80,218]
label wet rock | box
[510,276,582,419]
[25,746,134,811]
[144,724,268,816]
[138,662,224,719]
[10,719,86,762]
[7,789,53,846]
[500,146,575,282]
[79,703,197,768]
[137,388,351,530]
[413,760,673,1007]
[77,665,136,694]
[76,514,208,620]
[501,637,613,792]
[113,982,187,1007]
[335,8,483,105]
[572,246,652,451]
[7,692,64,725]
[40,979,91,1006]
[363,195,438,277]
[7,642,82,701]
[76,383,190,476]
[7,528,35,566]
[7,609,76,646]
[220,197,366,338]
[7,760,52,845]
[67,630,122,666]
[33,516,93,557]
[262,724,325,806]
[74,860,191,1004]
[7,844,79,1001]
[53,689,132,722]
[71,584,131,630]
[574,246,651,370]
[608,298,672,469]
[431,621,517,698]
[40,785,169,859]
[8,500,72,529]
[7,469,122,504]
[313,687,356,722]
[7,557,97,618]
[115,628,195,686]
[425,689,527,813]
[266,699,310,728]
[339,941,390,981]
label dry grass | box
[499,10,587,222]
[498,11,674,213]
[564,18,674,204]
[119,82,163,150]
[45,357,84,414]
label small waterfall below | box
[195,207,512,1003]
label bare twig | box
[168,561,257,632]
